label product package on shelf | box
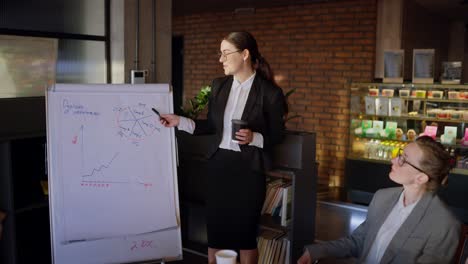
[441,61,462,84]
[375,97,389,116]
[441,126,457,145]
[365,96,375,115]
[389,98,402,116]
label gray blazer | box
[306,187,461,263]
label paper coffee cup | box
[215,249,237,264]
[231,119,248,143]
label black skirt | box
[206,148,266,250]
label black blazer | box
[194,74,286,172]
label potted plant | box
[180,85,211,119]
[177,85,213,159]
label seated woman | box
[299,136,461,264]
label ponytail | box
[256,55,287,114]
[255,56,275,84]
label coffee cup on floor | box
[215,249,237,264]
[231,119,248,143]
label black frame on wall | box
[0,0,111,83]
[0,1,111,263]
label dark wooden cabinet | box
[345,158,398,205]
[0,97,49,264]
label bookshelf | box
[176,130,317,263]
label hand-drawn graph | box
[80,152,153,188]
[72,124,153,188]
[81,152,121,186]
[115,103,160,141]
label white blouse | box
[177,72,263,151]
[364,191,420,263]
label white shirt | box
[177,73,264,151]
[364,192,420,263]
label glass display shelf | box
[352,82,468,89]
[349,82,468,174]
[351,114,468,124]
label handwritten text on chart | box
[80,181,153,188]
[81,183,110,187]
[115,103,160,142]
[62,99,100,116]
[130,240,155,251]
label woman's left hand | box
[235,129,253,145]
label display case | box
[346,82,468,223]
[349,82,468,171]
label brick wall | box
[173,0,377,187]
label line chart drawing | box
[75,124,153,188]
[79,151,152,188]
[82,152,119,178]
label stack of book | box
[262,178,292,226]
[258,229,290,264]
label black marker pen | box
[151,108,168,123]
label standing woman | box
[161,31,286,263]
[298,136,461,264]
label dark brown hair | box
[415,136,452,192]
[223,31,276,84]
